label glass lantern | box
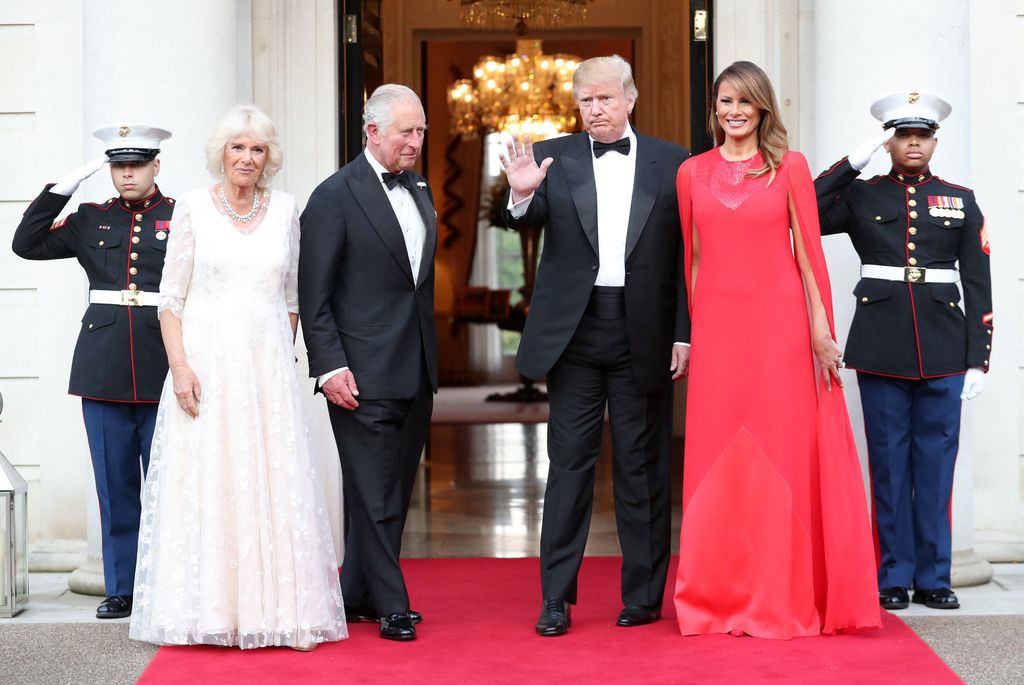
[0,391,29,618]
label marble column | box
[68,0,251,594]
[810,0,997,586]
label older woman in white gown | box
[129,105,347,650]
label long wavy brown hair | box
[709,61,788,182]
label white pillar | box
[69,0,252,594]
[810,0,994,585]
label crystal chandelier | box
[448,40,581,140]
[454,0,593,35]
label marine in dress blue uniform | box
[12,124,174,618]
[815,93,993,611]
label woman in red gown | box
[673,61,881,638]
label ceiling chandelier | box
[453,0,593,35]
[448,39,581,141]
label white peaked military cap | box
[92,123,172,162]
[870,91,951,131]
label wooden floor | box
[403,422,685,558]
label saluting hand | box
[171,363,202,418]
[498,134,554,202]
[847,128,895,171]
[51,156,109,197]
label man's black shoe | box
[879,586,910,610]
[535,598,571,636]
[913,587,960,610]
[346,606,422,624]
[96,595,133,619]
[379,612,416,641]
[616,604,661,626]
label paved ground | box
[3,564,1023,684]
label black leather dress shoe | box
[535,598,571,637]
[96,595,133,619]
[913,587,960,610]
[346,606,423,624]
[879,586,910,610]
[380,613,416,641]
[616,604,661,626]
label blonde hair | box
[709,61,788,181]
[205,104,283,186]
[572,54,638,102]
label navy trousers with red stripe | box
[82,398,157,597]
[857,372,962,592]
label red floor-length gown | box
[673,148,881,638]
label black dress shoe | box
[616,604,661,627]
[535,598,571,637]
[879,586,910,610]
[96,595,133,619]
[346,606,423,624]
[379,613,416,641]
[913,587,960,610]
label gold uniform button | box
[130,252,139,260]
[908,242,916,251]
[949,302,955,307]
[135,213,143,221]
[98,240,105,246]
[944,221,951,226]
[875,215,882,221]
[986,344,991,350]
[129,283,138,291]
[908,257,918,266]
[129,267,138,275]
[132,236,140,244]
[88,323,94,329]
[908,199,917,207]
[987,329,992,335]
[909,211,918,219]
[134,226,142,233]
[908,187,917,195]
[861,297,869,303]
[984,360,989,366]
[908,227,918,236]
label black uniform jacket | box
[815,158,993,379]
[503,130,691,394]
[298,153,438,399]
[12,185,174,401]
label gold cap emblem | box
[908,92,920,104]
[118,125,131,137]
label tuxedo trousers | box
[327,368,432,616]
[541,286,673,607]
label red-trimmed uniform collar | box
[887,167,933,185]
[118,185,165,212]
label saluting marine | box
[12,124,174,619]
[815,92,993,612]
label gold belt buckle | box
[121,290,143,307]
[904,266,925,283]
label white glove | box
[50,156,108,196]
[847,129,895,171]
[960,368,985,400]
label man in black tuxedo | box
[299,84,437,642]
[501,55,690,636]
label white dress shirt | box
[318,149,428,387]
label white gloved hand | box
[960,368,985,400]
[848,129,896,171]
[50,156,108,196]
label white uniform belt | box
[89,289,161,307]
[860,264,959,284]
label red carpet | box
[137,557,961,684]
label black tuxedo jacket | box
[299,152,438,399]
[504,130,690,393]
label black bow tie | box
[593,137,631,158]
[382,171,414,191]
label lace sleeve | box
[158,197,195,318]
[285,201,300,315]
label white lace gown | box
[129,188,347,649]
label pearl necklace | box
[219,185,262,222]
